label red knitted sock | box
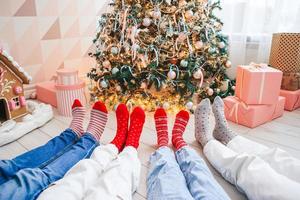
[69,99,85,137]
[86,101,108,141]
[172,110,190,150]
[111,104,129,152]
[125,107,146,149]
[154,108,168,148]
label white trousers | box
[204,136,300,200]
[38,144,141,200]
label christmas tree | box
[88,0,234,112]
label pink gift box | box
[279,89,300,111]
[224,96,285,128]
[36,81,57,107]
[235,64,283,105]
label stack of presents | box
[36,69,86,117]
[224,33,300,128]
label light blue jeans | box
[147,146,230,200]
[0,132,98,200]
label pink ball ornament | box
[167,70,176,80]
[193,69,202,79]
[195,41,203,50]
[185,10,194,19]
[152,10,161,19]
[143,18,151,27]
[178,33,187,42]
[225,60,232,68]
[140,82,147,89]
[207,88,214,96]
[103,60,111,68]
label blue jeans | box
[0,128,78,185]
[147,146,230,200]
[0,133,98,200]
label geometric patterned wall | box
[0,0,108,84]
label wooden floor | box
[1,106,300,200]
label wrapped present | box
[56,68,79,86]
[235,63,283,105]
[281,73,300,91]
[36,81,57,107]
[269,33,300,73]
[224,96,285,128]
[279,89,300,111]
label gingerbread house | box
[0,49,32,122]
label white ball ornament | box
[232,86,236,91]
[186,102,194,110]
[111,67,119,75]
[216,88,221,94]
[167,70,176,80]
[100,80,108,88]
[193,69,202,79]
[143,18,151,27]
[195,41,203,50]
[225,60,232,68]
[152,10,161,19]
[218,42,226,49]
[103,60,111,68]
[111,47,119,55]
[163,102,170,110]
[180,60,188,68]
[208,47,216,54]
[207,88,214,96]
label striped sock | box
[125,107,145,149]
[154,108,168,147]
[111,104,129,152]
[69,99,85,137]
[86,101,108,141]
[172,110,190,150]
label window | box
[13,97,20,109]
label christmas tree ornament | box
[179,0,187,7]
[216,88,221,94]
[170,58,178,64]
[152,10,161,19]
[193,26,201,32]
[208,47,216,54]
[225,60,232,68]
[103,60,111,68]
[100,80,108,88]
[207,88,214,96]
[167,69,176,80]
[143,18,152,27]
[140,82,147,89]
[195,41,204,49]
[185,10,194,19]
[220,80,229,92]
[186,101,193,109]
[116,85,121,91]
[111,47,119,55]
[232,86,236,91]
[178,32,187,42]
[163,102,170,110]
[218,42,226,49]
[193,69,203,79]
[180,60,189,67]
[111,67,119,75]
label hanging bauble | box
[231,86,236,91]
[170,58,178,64]
[132,44,140,51]
[103,60,111,68]
[195,41,204,50]
[208,47,216,54]
[180,60,189,68]
[186,101,194,110]
[111,47,119,55]
[140,82,147,89]
[179,0,187,7]
[178,33,187,42]
[143,18,151,27]
[225,60,232,68]
[167,70,176,80]
[163,102,170,110]
[111,67,119,75]
[152,10,161,19]
[193,26,201,32]
[116,85,122,91]
[218,42,226,49]
[185,10,194,19]
[207,88,214,96]
[100,80,108,88]
[193,69,202,79]
[220,80,229,92]
[216,88,221,94]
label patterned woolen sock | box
[194,98,213,147]
[154,108,169,148]
[111,104,129,152]
[86,101,108,141]
[212,96,237,144]
[172,110,190,150]
[69,99,85,137]
[125,107,146,149]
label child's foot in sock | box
[154,108,169,148]
[125,107,146,149]
[194,98,213,147]
[212,96,237,144]
[86,101,108,141]
[172,110,189,150]
[69,99,85,137]
[111,104,129,152]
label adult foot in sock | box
[194,98,213,147]
[125,107,146,149]
[172,110,189,151]
[212,96,237,144]
[69,99,85,137]
[154,108,169,148]
[111,104,129,152]
[86,101,108,141]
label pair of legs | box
[0,100,109,200]
[38,104,146,200]
[196,97,300,200]
[147,109,229,200]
